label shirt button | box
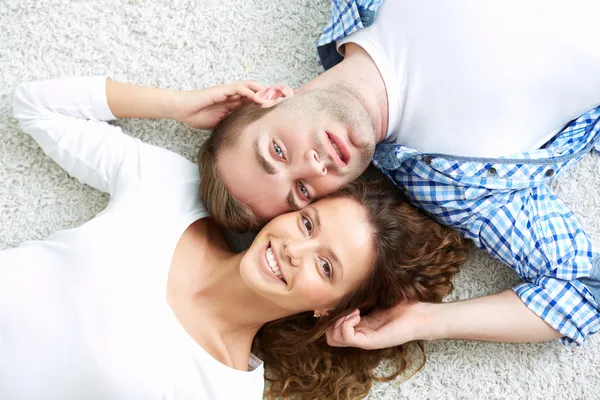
[358,10,376,27]
[423,156,432,165]
[545,169,555,177]
[488,167,497,175]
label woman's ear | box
[253,84,294,108]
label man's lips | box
[325,131,350,167]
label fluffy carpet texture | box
[1,1,599,399]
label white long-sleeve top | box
[0,77,264,400]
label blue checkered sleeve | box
[317,0,383,47]
[375,107,600,345]
[473,184,600,345]
[316,0,383,70]
[400,178,600,344]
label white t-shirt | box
[339,1,600,157]
[0,77,265,400]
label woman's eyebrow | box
[313,206,322,228]
[313,207,343,278]
[328,248,343,280]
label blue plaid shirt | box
[317,0,600,345]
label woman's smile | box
[260,242,287,285]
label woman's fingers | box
[240,80,266,93]
[220,81,265,100]
[222,100,244,112]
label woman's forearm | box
[422,290,562,342]
[105,78,178,120]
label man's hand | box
[171,81,265,130]
[325,302,430,350]
[325,290,563,350]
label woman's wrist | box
[154,88,182,120]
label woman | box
[1,76,468,400]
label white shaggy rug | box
[1,1,599,399]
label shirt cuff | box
[513,278,600,346]
[90,76,117,121]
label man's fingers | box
[326,310,359,347]
[326,311,362,347]
[340,313,361,345]
[325,326,341,347]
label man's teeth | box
[331,141,343,161]
[266,247,284,281]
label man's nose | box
[303,149,327,177]
[283,238,318,267]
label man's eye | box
[298,182,310,200]
[273,142,284,159]
[301,215,313,234]
[320,259,332,279]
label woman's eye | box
[298,182,310,200]
[273,142,284,159]
[301,215,313,234]
[320,259,332,279]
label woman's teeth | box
[266,246,285,282]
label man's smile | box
[325,131,350,167]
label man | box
[197,1,600,348]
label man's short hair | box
[197,103,277,231]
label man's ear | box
[253,84,294,108]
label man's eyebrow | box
[313,207,343,278]
[254,139,277,175]
[287,190,301,211]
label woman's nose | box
[283,239,318,266]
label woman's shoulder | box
[136,143,200,187]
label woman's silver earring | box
[313,311,321,318]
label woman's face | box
[240,196,375,315]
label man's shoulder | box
[316,0,384,70]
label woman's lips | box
[260,242,286,285]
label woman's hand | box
[325,302,432,350]
[171,81,265,130]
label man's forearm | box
[105,79,178,120]
[421,290,562,342]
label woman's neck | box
[167,219,287,370]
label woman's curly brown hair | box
[253,179,470,400]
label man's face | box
[217,90,376,220]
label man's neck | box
[298,42,388,143]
